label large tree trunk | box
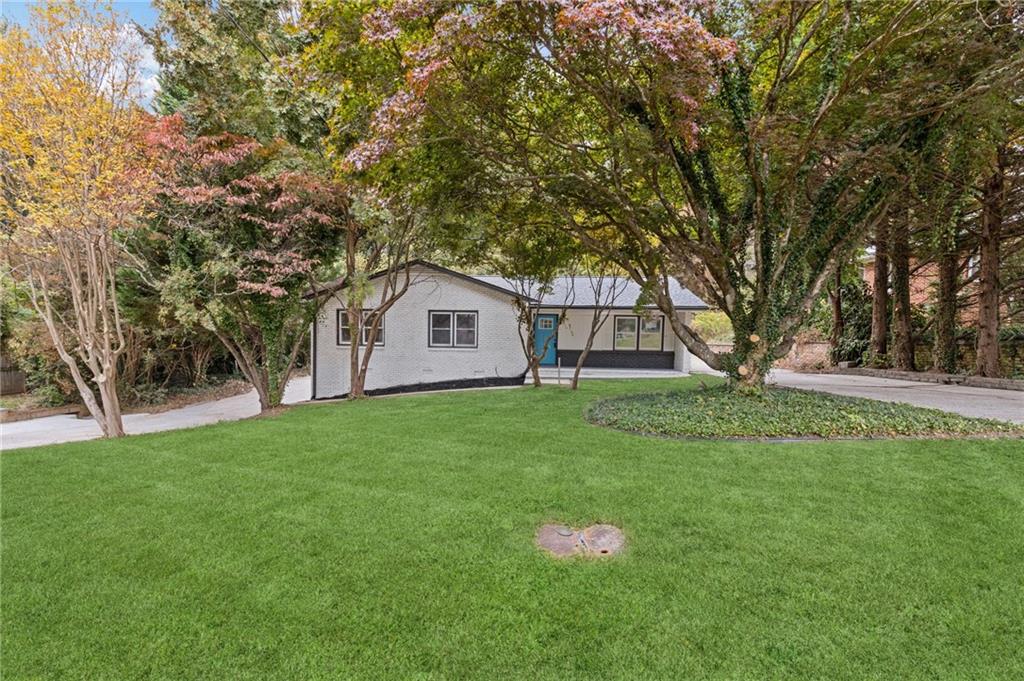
[828,267,843,364]
[931,234,959,373]
[37,302,115,436]
[254,380,274,412]
[975,147,1006,378]
[869,221,890,363]
[731,336,774,394]
[736,348,771,393]
[96,366,125,438]
[211,326,282,413]
[27,241,128,438]
[890,215,915,371]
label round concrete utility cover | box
[536,523,625,557]
[536,524,580,557]
[581,524,626,556]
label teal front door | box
[535,314,558,366]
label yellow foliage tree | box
[0,3,155,437]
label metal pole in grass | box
[557,357,562,386]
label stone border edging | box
[831,367,1024,392]
[0,404,83,423]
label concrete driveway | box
[2,377,311,451]
[771,369,1024,424]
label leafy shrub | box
[691,311,733,343]
[6,316,79,406]
[30,384,71,408]
[127,383,169,406]
[810,281,873,364]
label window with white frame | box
[429,311,478,348]
[614,314,663,351]
[337,309,384,346]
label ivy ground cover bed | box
[585,385,1023,439]
[3,377,1023,679]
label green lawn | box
[3,378,1023,679]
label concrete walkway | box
[770,369,1024,424]
[1,377,311,451]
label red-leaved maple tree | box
[144,114,347,410]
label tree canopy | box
[342,0,1024,389]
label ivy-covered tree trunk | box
[975,147,1006,378]
[931,234,959,373]
[733,339,775,392]
[890,215,915,371]
[253,367,274,413]
[870,222,890,364]
[208,302,312,414]
[829,268,844,364]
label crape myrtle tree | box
[346,0,1021,391]
[0,3,156,437]
[570,257,626,390]
[334,189,427,398]
[459,202,625,390]
[297,0,466,397]
[490,219,578,388]
[145,115,347,411]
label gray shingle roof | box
[312,260,707,310]
[470,275,707,310]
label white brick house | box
[310,261,707,399]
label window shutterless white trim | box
[428,310,478,348]
[337,309,385,346]
[639,316,663,351]
[455,312,477,347]
[613,314,664,351]
[429,311,452,346]
[613,315,638,351]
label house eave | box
[306,259,537,303]
[534,304,710,311]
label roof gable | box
[312,259,530,301]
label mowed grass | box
[2,377,1023,680]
